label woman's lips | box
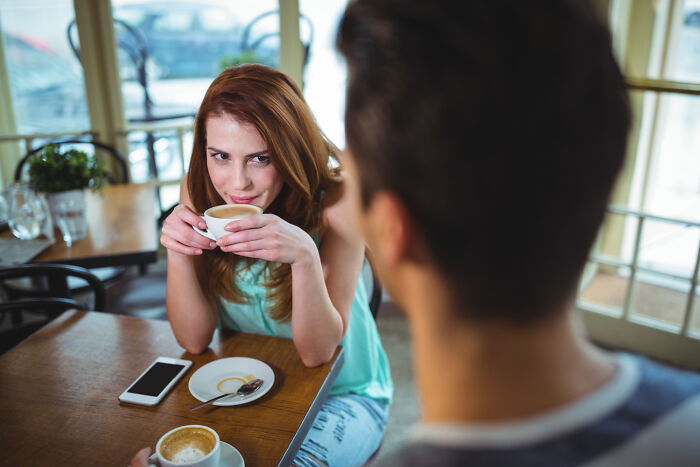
[230,196,257,204]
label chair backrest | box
[364,248,383,320]
[14,140,129,185]
[0,263,106,311]
[0,297,82,354]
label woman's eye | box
[250,155,270,165]
[210,152,228,161]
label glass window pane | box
[629,273,690,329]
[594,212,639,265]
[578,263,630,317]
[638,220,700,279]
[668,0,700,82]
[112,0,278,195]
[0,0,89,133]
[300,0,347,148]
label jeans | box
[293,394,390,467]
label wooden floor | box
[580,270,700,331]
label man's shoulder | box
[372,356,700,467]
[370,443,477,467]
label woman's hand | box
[216,214,318,265]
[160,204,217,255]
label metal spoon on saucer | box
[190,378,264,411]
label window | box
[301,0,347,148]
[0,0,89,134]
[578,0,700,368]
[111,0,278,211]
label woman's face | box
[205,113,284,211]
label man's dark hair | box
[337,0,631,322]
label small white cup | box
[192,204,262,241]
[150,425,220,467]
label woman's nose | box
[231,166,251,190]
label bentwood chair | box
[0,264,106,354]
[0,298,82,354]
[0,263,106,310]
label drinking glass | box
[53,197,87,246]
[6,183,48,240]
[0,188,8,224]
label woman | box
[159,64,392,466]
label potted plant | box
[27,144,108,243]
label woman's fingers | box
[160,204,216,253]
[222,239,269,253]
[160,235,204,255]
[175,204,207,229]
[216,226,268,247]
[224,213,271,232]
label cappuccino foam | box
[160,427,216,464]
[172,446,208,464]
[207,204,261,219]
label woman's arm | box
[219,177,364,366]
[161,176,220,354]
[290,177,365,366]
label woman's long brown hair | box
[188,64,340,322]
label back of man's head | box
[338,0,631,322]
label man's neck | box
[403,279,616,423]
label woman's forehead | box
[205,114,266,151]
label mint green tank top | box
[216,259,394,404]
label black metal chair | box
[0,298,83,354]
[0,263,106,310]
[0,264,106,354]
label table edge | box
[35,250,158,268]
[277,347,345,467]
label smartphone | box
[118,356,192,406]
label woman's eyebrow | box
[206,147,269,158]
[245,149,269,158]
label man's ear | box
[365,190,420,267]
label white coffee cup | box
[192,204,262,240]
[149,425,220,467]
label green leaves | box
[28,144,109,194]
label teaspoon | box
[190,378,264,411]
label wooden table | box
[0,183,158,269]
[0,311,343,466]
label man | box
[336,0,700,466]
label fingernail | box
[195,249,202,255]
[209,242,216,248]
[199,222,206,228]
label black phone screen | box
[127,362,186,396]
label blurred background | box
[0,2,699,452]
[0,0,700,453]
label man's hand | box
[129,447,152,467]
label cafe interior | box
[0,0,699,465]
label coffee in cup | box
[152,425,220,467]
[192,203,263,240]
[207,204,260,219]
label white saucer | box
[148,442,243,467]
[220,441,245,467]
[188,357,274,406]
